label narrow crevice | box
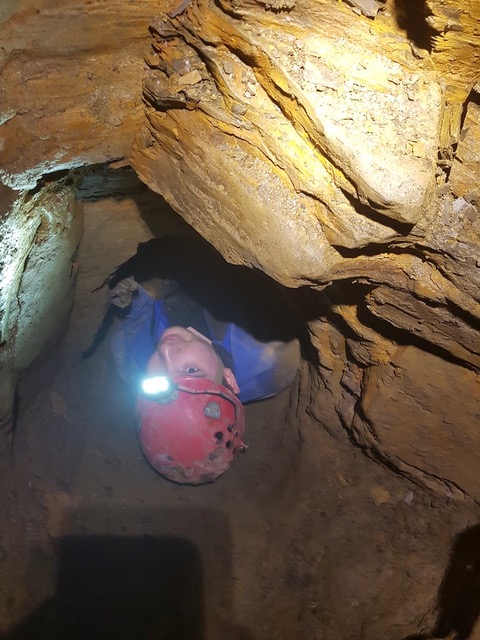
[338,188,416,236]
[392,0,436,52]
[333,240,422,259]
[459,87,480,141]
[355,297,478,371]
[299,281,478,371]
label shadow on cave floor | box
[404,524,480,640]
[2,532,207,640]
[1,187,479,640]
[1,517,255,640]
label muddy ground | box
[0,191,479,640]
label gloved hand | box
[110,277,138,308]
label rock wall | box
[0,178,83,434]
[130,0,480,499]
[0,0,159,189]
[0,0,158,431]
[1,0,479,499]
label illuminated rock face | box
[1,1,480,497]
[131,0,480,499]
[0,179,83,431]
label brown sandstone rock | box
[0,1,158,189]
[130,0,480,500]
[357,345,480,499]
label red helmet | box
[137,377,246,484]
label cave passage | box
[1,174,479,640]
[85,233,311,365]
[0,181,307,638]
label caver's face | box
[147,327,239,393]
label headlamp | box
[141,375,177,402]
[140,375,241,420]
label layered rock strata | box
[131,0,480,498]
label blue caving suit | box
[111,285,299,404]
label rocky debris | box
[343,0,385,19]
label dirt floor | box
[0,191,479,640]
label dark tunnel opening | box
[78,165,315,361]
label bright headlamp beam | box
[142,376,172,396]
